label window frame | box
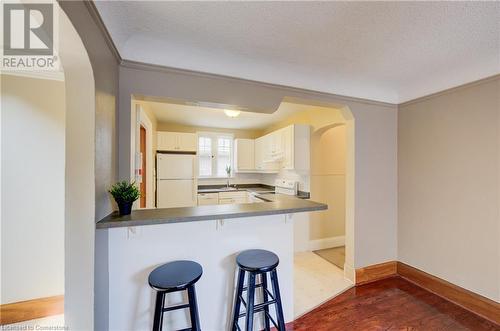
[197,132,234,179]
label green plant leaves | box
[109,180,141,203]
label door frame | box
[135,104,154,208]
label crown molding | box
[120,59,397,108]
[400,74,500,107]
[1,70,65,81]
[84,0,122,64]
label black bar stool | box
[148,260,203,331]
[231,249,285,331]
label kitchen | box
[97,98,351,330]
[155,120,311,209]
[135,99,352,316]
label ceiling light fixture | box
[224,109,241,118]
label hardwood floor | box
[289,277,499,331]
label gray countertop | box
[197,185,310,199]
[96,196,327,229]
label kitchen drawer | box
[197,193,219,206]
[219,197,248,204]
[198,198,218,205]
[218,191,247,199]
[198,193,219,199]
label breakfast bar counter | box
[96,198,326,330]
[96,196,326,228]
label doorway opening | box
[1,72,66,326]
[272,99,355,318]
[140,125,147,208]
[134,102,155,209]
[1,4,96,329]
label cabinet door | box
[157,132,178,151]
[254,137,264,170]
[282,125,294,169]
[262,133,280,171]
[177,133,197,152]
[197,193,219,205]
[218,197,235,204]
[270,129,283,157]
[218,197,248,204]
[235,139,255,171]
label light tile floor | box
[294,251,353,318]
[2,314,65,329]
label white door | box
[157,179,196,208]
[157,154,194,179]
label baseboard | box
[0,295,64,325]
[309,236,345,251]
[343,262,356,283]
[397,262,500,325]
[355,261,397,285]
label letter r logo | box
[3,3,53,56]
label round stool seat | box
[236,249,279,272]
[148,260,203,292]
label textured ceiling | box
[95,1,500,103]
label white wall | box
[58,6,96,329]
[1,74,65,303]
[398,76,500,302]
[310,125,346,240]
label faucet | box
[225,165,231,189]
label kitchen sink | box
[219,187,239,191]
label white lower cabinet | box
[219,191,248,204]
[218,197,247,204]
[197,193,219,205]
[197,191,251,205]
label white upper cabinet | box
[177,133,197,152]
[157,131,197,152]
[234,139,255,171]
[254,124,310,172]
[254,137,265,171]
[157,132,178,151]
[261,132,280,171]
[280,124,310,171]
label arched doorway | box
[0,4,96,329]
[59,5,96,329]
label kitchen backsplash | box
[198,169,310,192]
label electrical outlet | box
[127,226,141,239]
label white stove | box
[274,179,298,196]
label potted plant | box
[109,181,141,216]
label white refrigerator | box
[156,154,197,208]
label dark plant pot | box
[117,201,133,216]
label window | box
[197,133,234,178]
[198,137,212,177]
